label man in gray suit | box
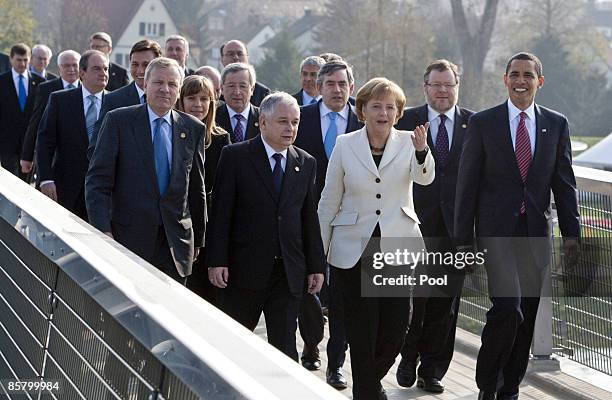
[86,57,206,283]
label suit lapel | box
[167,110,187,196]
[378,128,403,171]
[310,103,327,158]
[448,106,468,163]
[246,106,259,139]
[218,105,232,134]
[346,104,362,133]
[348,127,379,177]
[528,104,548,184]
[249,136,278,202]
[25,71,38,111]
[73,87,88,145]
[414,105,434,150]
[279,146,303,207]
[132,105,159,194]
[493,103,522,182]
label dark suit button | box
[375,178,381,183]
[277,216,282,221]
[514,212,519,217]
[376,210,381,215]
[441,172,445,177]
[440,200,445,205]
[376,194,381,199]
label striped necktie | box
[515,111,532,214]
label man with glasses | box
[21,50,81,177]
[219,40,270,106]
[215,62,260,142]
[89,32,129,91]
[395,59,473,394]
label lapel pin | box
[541,128,547,133]
[462,124,467,129]
[254,122,259,127]
[423,167,427,173]
[295,166,300,172]
[180,132,186,139]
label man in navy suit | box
[86,57,205,283]
[21,50,81,176]
[219,40,270,106]
[90,32,129,91]
[206,92,325,360]
[454,52,580,400]
[293,59,363,388]
[88,39,162,158]
[216,63,261,142]
[0,43,45,178]
[292,56,325,106]
[395,59,472,394]
[29,44,57,80]
[36,50,108,220]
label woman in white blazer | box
[318,77,434,400]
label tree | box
[450,0,501,110]
[0,0,36,52]
[57,0,108,53]
[256,34,303,93]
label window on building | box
[139,22,145,35]
[115,54,123,64]
[159,23,165,36]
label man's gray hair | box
[32,44,52,58]
[195,65,220,80]
[144,57,185,82]
[300,56,325,72]
[221,62,256,86]
[165,34,190,53]
[57,50,80,65]
[259,92,299,118]
[316,60,354,87]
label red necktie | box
[515,112,532,214]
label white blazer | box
[318,126,435,268]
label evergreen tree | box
[256,34,303,94]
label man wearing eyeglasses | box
[219,40,270,106]
[394,59,473,394]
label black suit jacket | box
[0,70,45,171]
[86,105,206,277]
[454,101,580,244]
[88,81,141,159]
[215,103,260,141]
[396,104,473,237]
[21,77,68,162]
[36,87,106,213]
[30,67,58,81]
[106,62,129,92]
[205,131,231,202]
[292,89,304,106]
[206,136,325,296]
[294,100,363,200]
[0,52,9,74]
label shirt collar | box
[427,104,455,123]
[29,65,45,77]
[227,103,251,121]
[302,91,320,105]
[147,105,172,126]
[507,99,535,123]
[320,101,349,120]
[12,68,27,80]
[135,84,145,99]
[82,85,103,103]
[261,135,288,160]
[62,78,79,89]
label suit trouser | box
[400,221,465,379]
[153,227,187,286]
[218,259,300,361]
[475,215,543,395]
[332,263,411,400]
[326,266,348,369]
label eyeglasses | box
[425,83,458,90]
[224,51,245,58]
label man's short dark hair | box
[424,59,460,84]
[79,49,105,71]
[10,43,31,58]
[130,39,162,59]
[316,60,354,87]
[505,52,543,77]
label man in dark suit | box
[90,32,129,91]
[293,59,363,388]
[36,50,108,220]
[88,39,162,158]
[292,56,325,106]
[165,35,194,77]
[216,63,260,142]
[0,52,10,74]
[395,59,472,394]
[20,50,81,177]
[454,52,580,400]
[206,92,325,360]
[29,44,57,80]
[86,57,206,283]
[0,43,45,177]
[219,40,270,106]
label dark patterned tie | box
[515,112,532,214]
[233,114,244,142]
[272,153,284,198]
[434,114,449,167]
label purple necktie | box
[515,112,532,214]
[434,114,449,167]
[232,114,244,142]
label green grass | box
[572,136,606,156]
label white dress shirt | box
[227,103,251,133]
[320,102,350,143]
[148,105,173,165]
[261,136,287,171]
[427,105,456,149]
[82,86,103,121]
[507,99,536,154]
[302,91,320,105]
[135,84,145,102]
[12,68,28,97]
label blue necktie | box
[66,83,75,89]
[233,114,244,142]
[309,98,317,104]
[85,95,97,141]
[272,153,284,197]
[153,118,171,195]
[18,74,27,112]
[324,112,338,159]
